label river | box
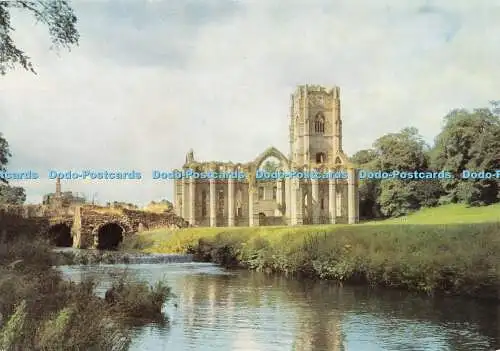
[59,258,499,351]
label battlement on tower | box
[294,84,340,99]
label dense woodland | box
[351,103,500,219]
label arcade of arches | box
[174,84,360,227]
[48,221,124,250]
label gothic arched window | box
[316,152,326,164]
[314,113,325,134]
[201,191,207,218]
[258,187,264,200]
[217,190,224,215]
[336,192,342,217]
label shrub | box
[105,273,173,322]
[0,236,173,349]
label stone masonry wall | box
[75,208,134,249]
[121,208,190,231]
[0,204,191,249]
[0,206,50,242]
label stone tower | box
[52,177,63,209]
[55,177,61,198]
[289,85,342,166]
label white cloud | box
[1,0,499,205]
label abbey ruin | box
[174,85,360,227]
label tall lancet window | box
[201,191,207,218]
[217,190,224,215]
[336,192,342,217]
[314,113,325,134]
[236,188,242,216]
[316,152,326,164]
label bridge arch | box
[93,221,131,250]
[48,223,73,247]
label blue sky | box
[1,0,499,206]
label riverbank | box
[126,219,500,300]
[0,237,173,349]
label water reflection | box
[60,263,499,351]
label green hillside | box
[375,203,500,225]
[126,203,500,254]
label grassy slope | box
[377,203,500,225]
[125,203,500,254]
[123,203,500,297]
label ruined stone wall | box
[121,208,190,231]
[0,204,49,218]
[0,204,191,249]
[0,206,50,241]
[0,204,74,218]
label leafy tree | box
[372,127,428,171]
[490,100,500,116]
[350,149,381,219]
[358,178,382,219]
[159,199,173,210]
[367,127,442,217]
[378,180,419,217]
[261,160,280,172]
[0,133,10,183]
[430,107,500,205]
[1,1,78,196]
[0,0,79,75]
[0,134,26,204]
[0,184,26,204]
[350,149,377,167]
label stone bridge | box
[0,204,190,250]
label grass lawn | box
[124,203,500,254]
[376,203,500,225]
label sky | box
[1,0,499,206]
